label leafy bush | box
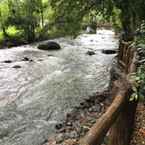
[130,66,145,101]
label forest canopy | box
[0,0,145,44]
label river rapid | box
[0,29,118,145]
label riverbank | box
[0,26,117,49]
[43,90,112,145]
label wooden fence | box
[79,40,138,145]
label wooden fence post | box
[108,44,137,145]
[108,100,138,145]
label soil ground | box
[131,102,145,145]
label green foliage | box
[0,0,50,42]
[130,66,145,101]
[110,7,122,32]
[0,0,145,44]
[49,0,106,35]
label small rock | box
[102,49,117,54]
[55,123,63,130]
[12,65,21,69]
[86,51,95,56]
[89,105,101,112]
[29,59,33,62]
[65,131,78,138]
[55,133,64,143]
[3,60,12,63]
[82,126,90,132]
[66,122,73,127]
[22,57,30,61]
[22,57,33,62]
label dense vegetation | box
[0,0,106,46]
[0,0,145,45]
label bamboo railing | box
[79,40,138,145]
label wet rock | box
[22,57,30,61]
[102,49,117,54]
[48,54,54,57]
[89,105,101,112]
[82,125,90,132]
[3,60,12,63]
[12,65,21,69]
[86,51,95,56]
[38,41,61,50]
[80,102,90,108]
[66,122,73,127]
[29,59,33,62]
[22,57,33,62]
[56,133,64,143]
[65,130,78,138]
[55,123,63,130]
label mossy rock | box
[38,41,61,50]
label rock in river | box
[3,60,12,63]
[38,41,61,50]
[102,49,117,55]
[12,65,21,69]
[86,51,95,56]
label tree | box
[50,0,145,40]
[3,0,46,42]
[0,0,9,38]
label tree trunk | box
[2,26,8,38]
[120,3,135,42]
[109,100,138,145]
[40,9,44,28]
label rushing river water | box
[0,29,118,145]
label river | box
[0,29,118,145]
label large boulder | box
[38,41,61,50]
